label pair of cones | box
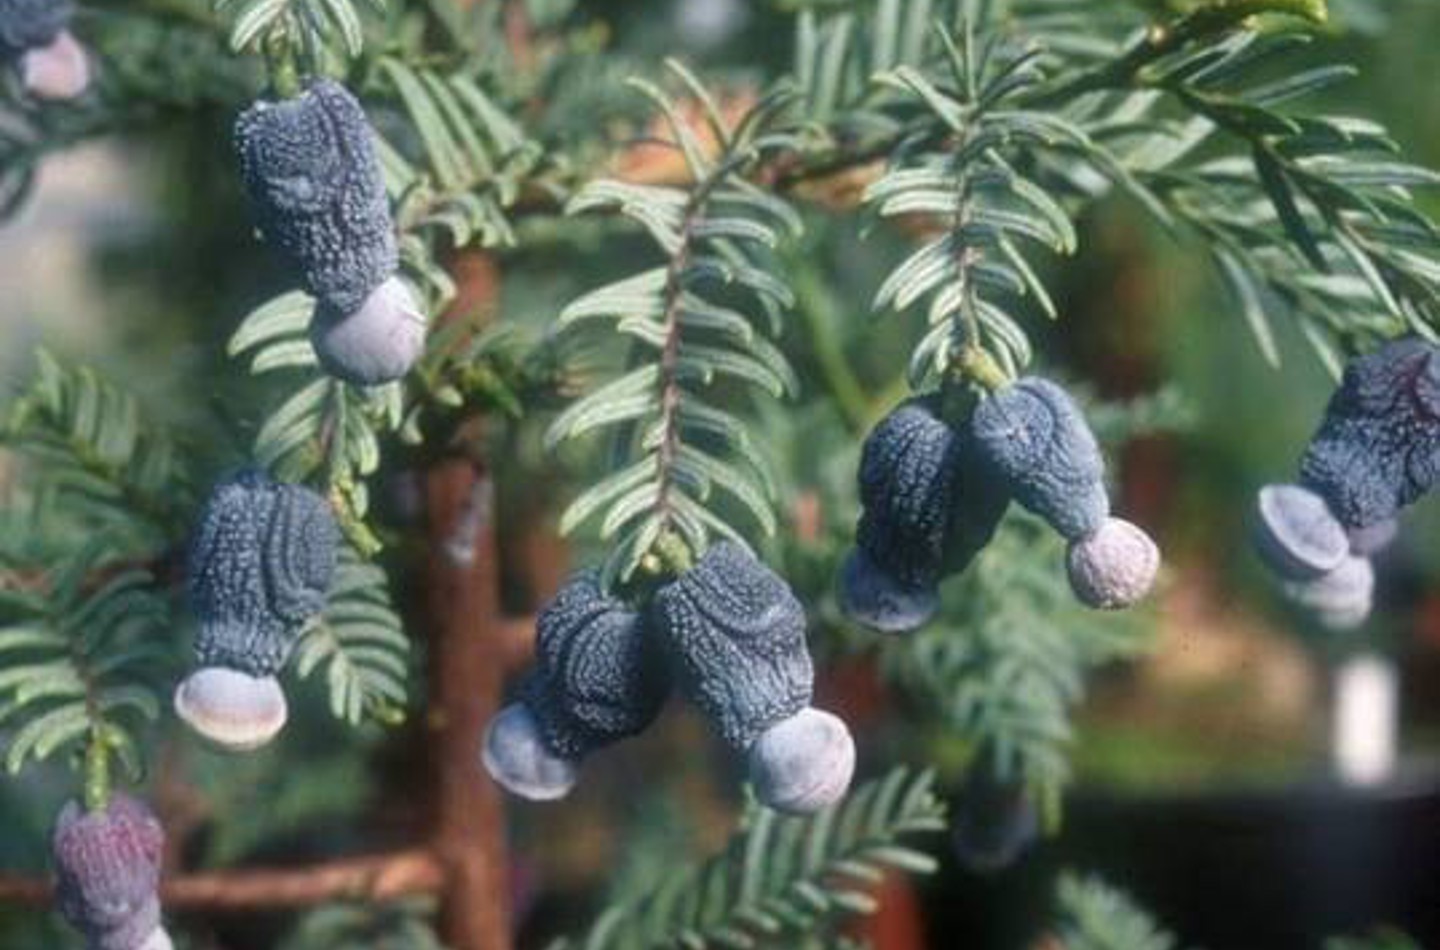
[484,543,856,815]
[1255,337,1440,628]
[841,377,1161,635]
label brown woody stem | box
[0,850,445,910]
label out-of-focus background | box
[2,1,1440,948]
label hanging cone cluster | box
[1255,337,1440,628]
[175,470,338,750]
[485,543,855,814]
[0,0,90,100]
[51,794,171,950]
[235,79,425,385]
[841,378,1161,633]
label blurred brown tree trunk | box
[429,10,525,940]
[424,247,512,950]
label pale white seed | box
[173,668,287,752]
[747,707,856,815]
[1254,483,1349,580]
[1066,517,1161,609]
[1282,554,1375,631]
[481,703,578,802]
[21,31,90,102]
[311,277,427,386]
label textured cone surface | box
[951,768,1038,874]
[235,80,397,315]
[52,795,167,950]
[0,0,70,57]
[523,571,668,760]
[1066,517,1160,609]
[653,542,812,749]
[187,470,337,677]
[854,399,1008,595]
[855,399,959,589]
[971,377,1107,540]
[941,436,1011,577]
[1300,337,1440,529]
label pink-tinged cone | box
[21,30,89,101]
[52,794,171,950]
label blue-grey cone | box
[842,398,1008,633]
[524,571,668,761]
[1300,337,1440,530]
[484,572,668,801]
[652,542,813,750]
[971,377,1108,541]
[235,80,398,317]
[0,0,70,58]
[177,470,336,750]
